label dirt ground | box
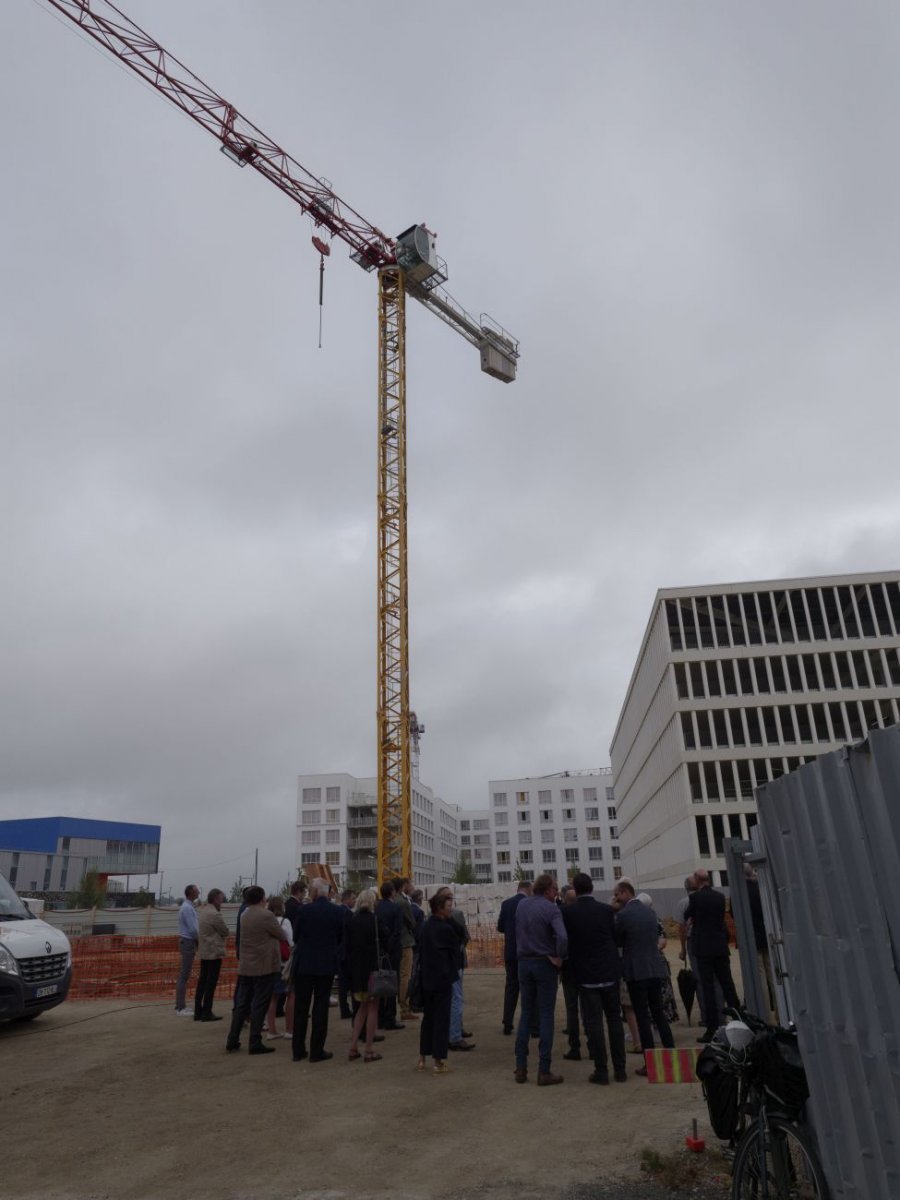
[5,970,731,1200]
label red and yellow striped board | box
[644,1047,701,1083]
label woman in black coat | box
[417,889,462,1074]
[343,888,390,1062]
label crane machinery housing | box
[37,0,519,883]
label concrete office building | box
[477,769,620,886]
[295,772,461,888]
[0,816,161,895]
[610,571,900,893]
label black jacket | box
[374,899,404,963]
[561,895,622,986]
[343,910,391,994]
[684,885,730,958]
[291,896,346,977]
[497,892,526,963]
[418,916,461,991]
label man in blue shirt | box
[175,883,200,1015]
[513,873,568,1086]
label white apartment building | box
[610,571,900,892]
[467,769,621,887]
[295,772,460,888]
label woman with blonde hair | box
[343,887,388,1062]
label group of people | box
[497,868,740,1086]
[173,865,740,1082]
[172,875,476,1073]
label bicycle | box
[698,1009,829,1199]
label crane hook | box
[312,236,331,349]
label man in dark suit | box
[613,879,674,1074]
[561,873,627,1084]
[290,878,346,1062]
[284,881,307,928]
[497,880,531,1034]
[336,889,356,1019]
[375,881,405,1030]
[684,868,740,1042]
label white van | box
[0,873,72,1021]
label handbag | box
[367,913,398,998]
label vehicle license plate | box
[34,984,58,999]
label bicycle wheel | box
[731,1115,829,1199]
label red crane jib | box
[46,0,398,269]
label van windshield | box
[0,875,32,919]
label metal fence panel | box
[755,725,900,1200]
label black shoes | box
[381,1023,406,1031]
[462,1029,473,1038]
[448,1039,475,1051]
[249,1043,275,1055]
[293,1049,308,1062]
[309,1051,333,1063]
[199,1014,223,1022]
[698,1028,716,1044]
[225,1042,241,1053]
[614,1070,628,1083]
[502,1026,513,1036]
[563,1049,582,1061]
[588,1071,610,1085]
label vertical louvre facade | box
[610,572,900,892]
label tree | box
[134,887,155,908]
[227,880,244,903]
[451,855,476,884]
[68,869,106,910]
[513,858,525,882]
[566,863,581,882]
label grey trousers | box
[175,937,196,1010]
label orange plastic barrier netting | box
[68,933,504,999]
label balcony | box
[348,836,377,850]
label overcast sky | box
[3,1,898,896]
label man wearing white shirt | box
[175,883,200,1015]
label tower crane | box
[37,1,519,883]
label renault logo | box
[45,941,52,954]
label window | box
[541,828,555,844]
[695,816,710,856]
[302,787,321,804]
[563,808,576,821]
[538,790,552,803]
[300,830,320,845]
[584,806,599,820]
[542,850,557,864]
[611,846,621,860]
[495,831,509,845]
[517,810,530,824]
[519,869,534,882]
[497,851,510,864]
[518,831,532,845]
[325,808,339,823]
[605,787,615,802]
[325,851,340,865]
[561,789,574,802]
[607,806,617,819]
[613,866,623,881]
[498,871,512,882]
[493,792,507,807]
[473,819,490,831]
[609,826,618,839]
[565,848,580,863]
[588,846,603,861]
[474,834,491,846]
[516,791,530,805]
[301,810,321,825]
[540,809,553,823]
[494,812,508,826]
[586,826,602,841]
[519,850,533,864]
[688,761,703,802]
[460,820,471,831]
[301,852,319,865]
[590,867,605,881]
[681,712,696,749]
[564,828,578,842]
[325,829,340,844]
[674,661,689,699]
[460,835,471,846]
[582,787,597,802]
[326,786,340,803]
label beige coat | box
[198,904,230,960]
[237,903,286,976]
